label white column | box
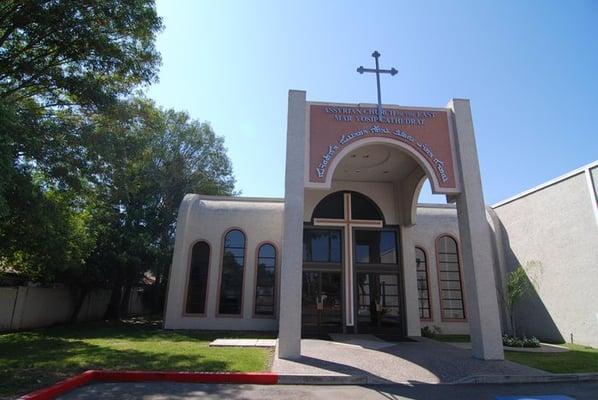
[448,99,504,360]
[400,225,421,337]
[278,90,307,359]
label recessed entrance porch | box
[301,190,403,337]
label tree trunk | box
[119,283,133,318]
[104,284,123,319]
[70,288,89,323]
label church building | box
[164,88,598,361]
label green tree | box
[84,99,235,318]
[506,262,539,337]
[0,0,162,109]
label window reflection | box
[303,229,341,263]
[354,230,397,264]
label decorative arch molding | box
[321,137,447,192]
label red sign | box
[308,103,459,193]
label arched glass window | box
[254,243,276,316]
[185,241,210,314]
[312,191,344,219]
[218,229,245,315]
[350,192,383,221]
[415,247,431,320]
[436,236,465,320]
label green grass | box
[505,344,598,373]
[0,318,273,399]
[430,334,471,343]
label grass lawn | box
[505,344,598,374]
[0,318,274,399]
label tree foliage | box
[505,262,539,337]
[0,1,236,319]
[0,0,162,109]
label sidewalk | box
[272,335,546,384]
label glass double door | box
[355,272,401,333]
[301,271,342,335]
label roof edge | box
[492,160,598,208]
[194,194,285,203]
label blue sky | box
[147,0,597,204]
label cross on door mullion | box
[313,193,382,327]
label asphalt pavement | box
[57,381,598,399]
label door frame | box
[301,270,344,335]
[351,225,406,336]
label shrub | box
[502,334,541,348]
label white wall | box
[493,170,598,346]
[415,204,469,335]
[164,196,284,331]
[0,287,111,331]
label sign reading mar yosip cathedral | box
[308,103,459,193]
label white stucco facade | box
[164,90,598,361]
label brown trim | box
[181,239,212,318]
[251,241,280,319]
[215,227,247,318]
[415,245,433,322]
[434,233,468,322]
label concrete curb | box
[18,370,278,399]
[277,374,367,385]
[452,373,598,385]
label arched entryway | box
[301,191,403,336]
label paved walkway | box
[209,338,277,347]
[272,335,546,384]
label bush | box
[421,325,441,338]
[502,334,541,348]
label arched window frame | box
[435,234,467,321]
[216,227,247,317]
[253,241,279,318]
[184,240,211,316]
[310,190,385,224]
[415,246,432,321]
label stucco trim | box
[434,233,468,323]
[194,195,285,203]
[251,241,280,320]
[181,239,212,318]
[215,227,247,319]
[414,245,434,322]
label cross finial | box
[357,51,398,120]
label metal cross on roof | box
[357,51,398,120]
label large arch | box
[325,138,441,226]
[321,136,448,194]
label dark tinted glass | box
[351,192,383,220]
[437,236,465,320]
[415,247,431,319]
[186,241,210,314]
[354,230,397,264]
[218,229,245,315]
[303,229,341,263]
[225,229,245,248]
[312,192,344,219]
[255,244,276,316]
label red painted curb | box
[19,370,279,399]
[19,370,95,400]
